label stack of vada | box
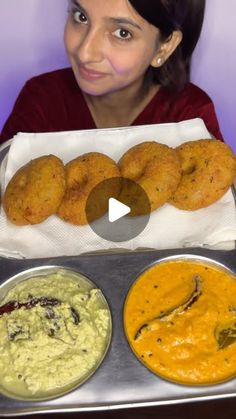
[2,152,120,226]
[119,139,236,213]
[2,139,236,226]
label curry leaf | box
[217,327,236,350]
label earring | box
[156,57,162,66]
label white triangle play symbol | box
[108,198,131,222]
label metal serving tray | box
[0,247,236,416]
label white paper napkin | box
[0,118,235,259]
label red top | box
[0,68,223,144]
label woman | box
[0,0,223,143]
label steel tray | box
[0,247,236,416]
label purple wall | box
[0,0,235,149]
[191,0,236,149]
[0,0,68,131]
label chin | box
[78,83,118,97]
[79,86,108,96]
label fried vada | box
[57,152,121,225]
[118,141,182,214]
[169,139,236,210]
[3,155,66,225]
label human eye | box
[70,7,88,24]
[112,28,132,41]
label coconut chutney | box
[0,269,111,399]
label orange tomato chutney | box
[124,259,236,385]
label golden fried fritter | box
[169,139,236,210]
[57,152,121,225]
[3,155,66,225]
[118,141,182,214]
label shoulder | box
[182,82,213,104]
[154,82,223,140]
[153,81,217,122]
[159,81,218,120]
[24,67,79,92]
[14,67,83,113]
[169,82,214,107]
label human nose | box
[77,28,104,63]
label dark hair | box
[129,0,206,91]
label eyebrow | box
[70,0,142,31]
[109,18,142,31]
[70,0,87,15]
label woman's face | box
[64,0,160,96]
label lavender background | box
[0,0,235,149]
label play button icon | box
[85,177,151,242]
[109,198,131,222]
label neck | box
[83,78,160,128]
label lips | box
[78,65,107,81]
